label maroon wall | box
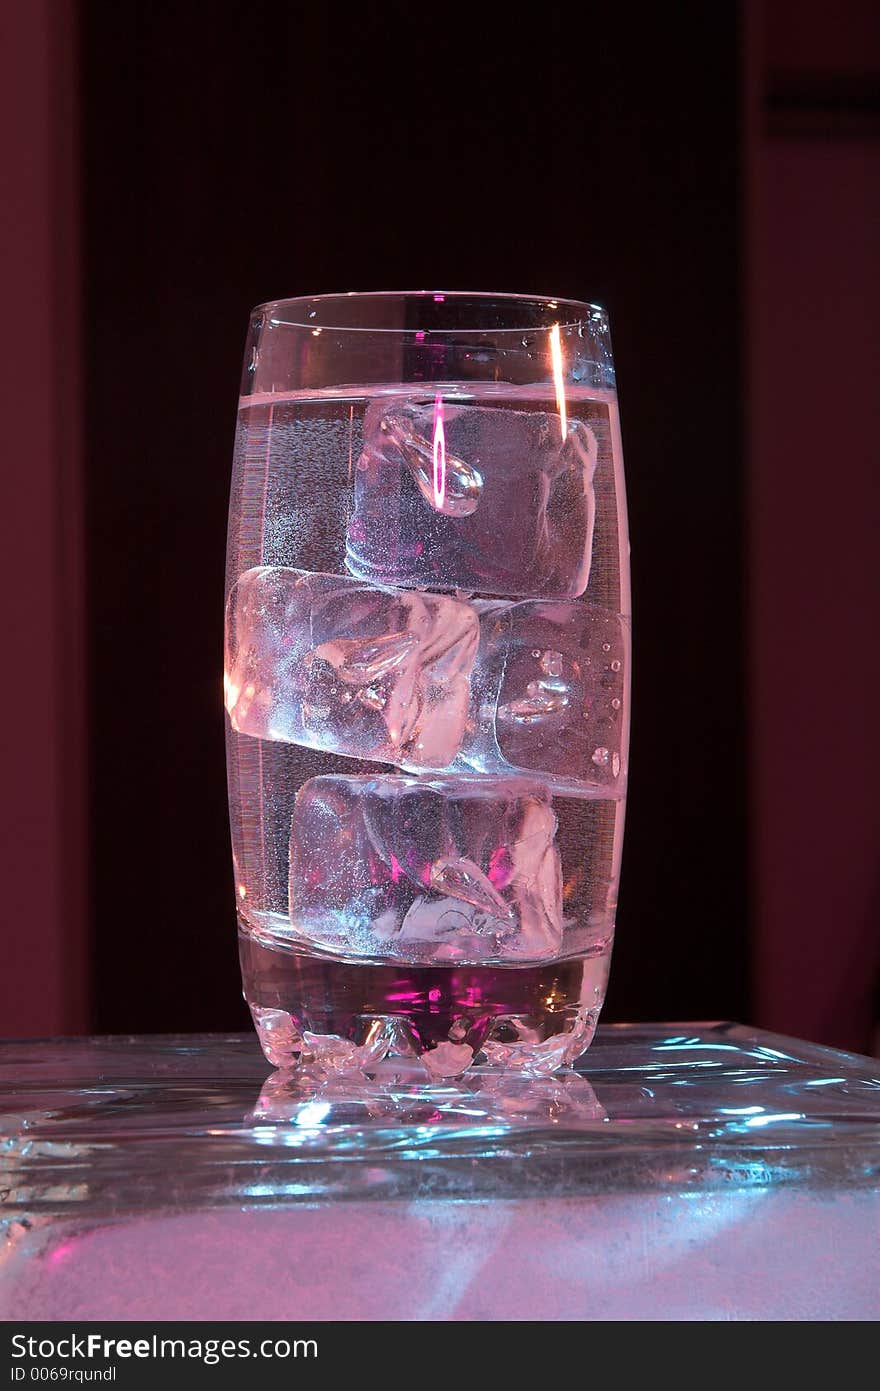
[748,0,880,1051]
[0,1,88,1037]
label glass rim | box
[252,289,609,336]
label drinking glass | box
[225,291,630,1077]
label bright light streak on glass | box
[243,1182,316,1196]
[745,1112,803,1128]
[549,323,567,440]
[295,1100,332,1128]
[432,393,447,511]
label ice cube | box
[386,600,628,797]
[488,603,628,793]
[224,566,477,767]
[346,399,597,598]
[288,775,565,963]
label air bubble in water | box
[540,649,564,678]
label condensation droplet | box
[612,752,621,778]
[602,642,611,653]
[540,649,564,677]
[592,746,610,767]
[532,650,541,659]
[610,659,621,672]
[611,697,621,710]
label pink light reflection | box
[433,293,445,302]
[48,1240,77,1267]
[432,393,447,511]
[488,845,513,890]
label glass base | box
[239,930,611,1077]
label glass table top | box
[2,1022,878,1213]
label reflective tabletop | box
[2,1023,878,1320]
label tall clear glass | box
[225,291,630,1077]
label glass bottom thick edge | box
[239,929,612,1078]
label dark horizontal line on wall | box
[768,68,880,112]
[766,67,880,138]
[767,109,880,138]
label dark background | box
[83,3,745,1032]
[5,1,876,1051]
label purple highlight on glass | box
[432,393,447,512]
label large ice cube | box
[467,600,628,795]
[288,775,565,963]
[346,399,597,598]
[224,567,478,768]
[386,600,628,797]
